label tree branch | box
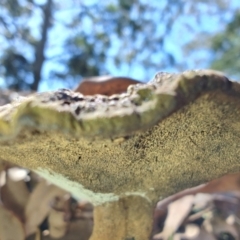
[31,0,52,91]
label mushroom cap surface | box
[0,70,240,205]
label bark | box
[31,0,52,91]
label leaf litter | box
[1,161,240,240]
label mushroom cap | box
[0,70,240,205]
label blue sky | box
[39,0,240,91]
[1,0,240,91]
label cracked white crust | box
[0,70,230,140]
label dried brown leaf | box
[0,204,25,240]
[201,173,240,193]
[48,209,68,238]
[64,219,93,240]
[172,224,216,240]
[154,195,195,239]
[1,171,30,221]
[204,217,239,239]
[48,195,71,238]
[180,224,200,239]
[75,76,141,96]
[193,193,215,211]
[172,224,200,240]
[25,179,68,236]
[192,228,216,240]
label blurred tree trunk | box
[31,0,52,91]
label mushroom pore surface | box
[0,70,240,205]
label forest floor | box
[1,160,240,240]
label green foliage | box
[209,11,240,78]
[1,50,32,90]
[0,0,49,90]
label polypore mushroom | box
[0,70,240,240]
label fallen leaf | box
[204,217,239,239]
[75,76,141,96]
[172,224,200,240]
[0,204,25,240]
[25,179,68,236]
[48,195,71,238]
[48,209,68,238]
[154,195,195,239]
[1,171,30,221]
[192,228,216,240]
